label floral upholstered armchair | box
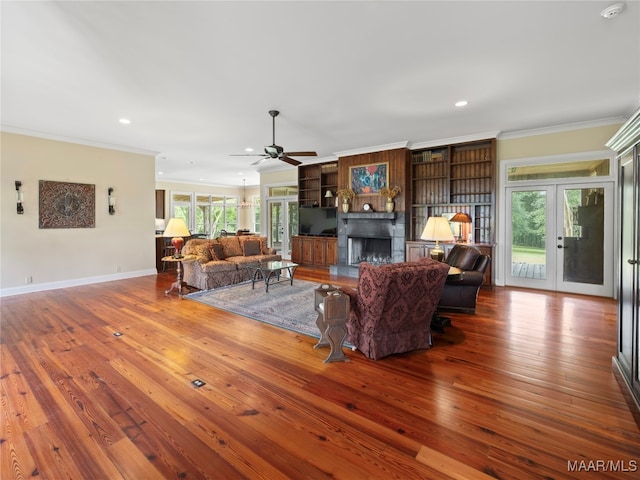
[341,259,450,360]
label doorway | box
[266,198,298,259]
[505,182,614,296]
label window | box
[211,195,238,237]
[507,159,610,182]
[171,192,192,226]
[170,191,239,237]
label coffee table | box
[246,261,299,293]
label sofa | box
[436,244,491,314]
[181,236,281,290]
[341,259,450,360]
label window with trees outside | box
[171,192,238,238]
[209,195,238,237]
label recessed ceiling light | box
[455,100,468,107]
[158,171,164,175]
[601,3,625,19]
[119,118,131,124]
[245,147,254,152]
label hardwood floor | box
[1,268,638,479]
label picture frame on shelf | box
[349,162,388,195]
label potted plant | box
[380,186,401,212]
[337,187,356,213]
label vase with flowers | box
[380,186,401,212]
[337,187,356,213]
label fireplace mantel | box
[341,212,396,225]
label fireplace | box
[330,212,406,277]
[348,236,392,266]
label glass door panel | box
[506,187,554,290]
[287,201,298,258]
[269,201,284,257]
[556,183,613,296]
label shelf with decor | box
[410,138,496,256]
[298,161,338,208]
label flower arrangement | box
[337,187,356,201]
[380,186,401,199]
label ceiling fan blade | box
[250,157,269,166]
[281,156,302,166]
[284,151,317,157]
[230,153,267,157]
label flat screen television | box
[298,207,337,237]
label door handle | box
[557,245,566,249]
[628,259,639,265]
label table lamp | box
[420,216,455,261]
[163,218,191,258]
[450,212,472,242]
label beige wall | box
[497,123,621,160]
[1,132,156,295]
[259,168,297,188]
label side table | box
[313,284,350,363]
[162,255,196,298]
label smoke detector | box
[601,3,625,19]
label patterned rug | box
[186,279,326,340]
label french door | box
[506,182,614,296]
[266,199,298,259]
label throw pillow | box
[219,237,243,257]
[193,243,213,262]
[209,243,226,261]
[242,240,261,256]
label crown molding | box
[334,141,409,158]
[409,131,501,150]
[0,125,158,156]
[499,117,626,140]
[605,107,640,153]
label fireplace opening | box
[348,236,392,266]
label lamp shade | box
[324,190,334,198]
[420,216,455,242]
[163,218,191,238]
[450,212,472,223]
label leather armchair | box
[342,259,449,360]
[438,244,490,314]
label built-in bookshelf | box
[298,161,338,208]
[411,139,496,245]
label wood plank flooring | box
[1,268,639,479]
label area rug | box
[186,279,328,340]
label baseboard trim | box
[0,269,157,297]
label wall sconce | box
[108,187,115,215]
[15,181,24,214]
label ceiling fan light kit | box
[231,110,317,167]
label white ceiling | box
[2,1,639,188]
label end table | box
[161,255,196,298]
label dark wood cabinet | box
[155,189,165,219]
[291,235,337,267]
[607,108,640,422]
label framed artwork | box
[349,162,388,195]
[39,180,95,229]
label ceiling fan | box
[232,110,317,166]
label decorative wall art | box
[349,162,388,195]
[39,180,95,229]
